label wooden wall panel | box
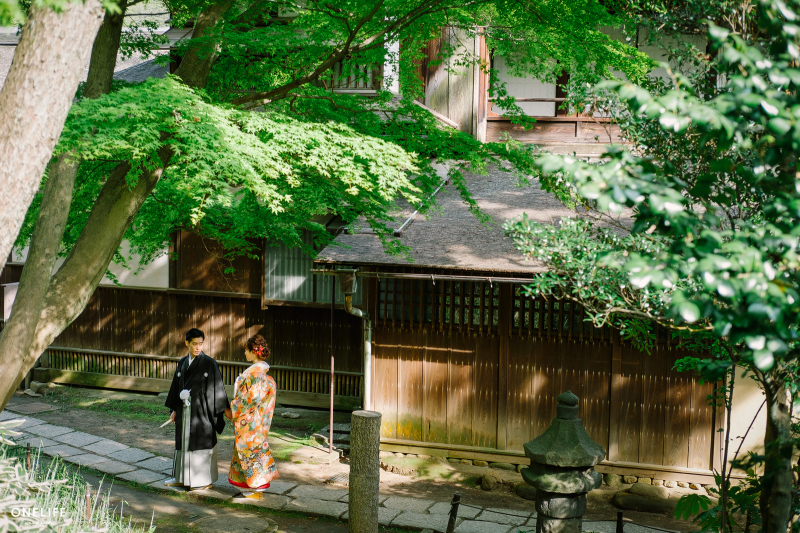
[396,329,424,441]
[177,231,261,294]
[665,349,691,468]
[447,333,473,446]
[640,346,668,465]
[424,330,449,443]
[619,344,643,463]
[583,341,612,452]
[473,334,498,448]
[689,378,715,469]
[0,264,23,285]
[506,336,533,450]
[374,328,399,439]
[533,339,563,438]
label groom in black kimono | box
[164,328,229,490]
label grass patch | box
[55,388,167,425]
[2,422,154,533]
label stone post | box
[521,391,606,533]
[349,410,382,533]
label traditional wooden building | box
[310,164,742,484]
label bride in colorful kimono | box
[224,334,280,498]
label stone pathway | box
[0,410,677,533]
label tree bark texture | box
[83,0,128,99]
[0,146,173,410]
[0,154,78,401]
[759,378,793,533]
[349,410,382,533]
[173,0,234,89]
[0,0,104,277]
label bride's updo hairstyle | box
[246,334,271,361]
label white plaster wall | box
[491,55,556,116]
[11,240,169,289]
[726,373,767,473]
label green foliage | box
[674,469,763,532]
[0,0,121,25]
[15,0,655,269]
[507,0,800,527]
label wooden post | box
[85,484,92,522]
[446,493,461,533]
[349,410,382,533]
[330,281,335,455]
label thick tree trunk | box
[759,377,793,533]
[0,0,104,276]
[0,155,79,401]
[0,7,131,407]
[173,0,234,88]
[83,1,128,99]
[0,147,172,410]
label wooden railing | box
[38,347,363,409]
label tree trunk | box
[0,155,79,401]
[0,7,132,406]
[0,147,172,410]
[759,377,793,533]
[173,0,234,89]
[83,0,128,99]
[0,0,104,276]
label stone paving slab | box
[83,439,129,456]
[287,485,348,501]
[455,520,514,533]
[161,467,174,475]
[522,515,539,527]
[14,418,47,431]
[54,431,104,447]
[474,508,530,526]
[93,460,137,475]
[390,511,452,532]
[261,480,297,495]
[149,480,188,493]
[188,485,238,502]
[107,448,153,463]
[25,424,73,438]
[42,445,84,458]
[7,402,57,415]
[383,496,436,513]
[287,498,347,519]
[69,453,109,466]
[16,436,58,449]
[319,423,351,433]
[428,501,482,519]
[0,411,21,421]
[117,469,164,484]
[135,456,173,471]
[342,507,402,525]
[339,493,389,504]
[231,494,290,511]
[193,513,278,533]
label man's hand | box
[170,411,176,424]
[224,408,232,421]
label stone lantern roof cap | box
[523,391,606,468]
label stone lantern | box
[521,391,606,533]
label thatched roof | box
[316,165,582,274]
